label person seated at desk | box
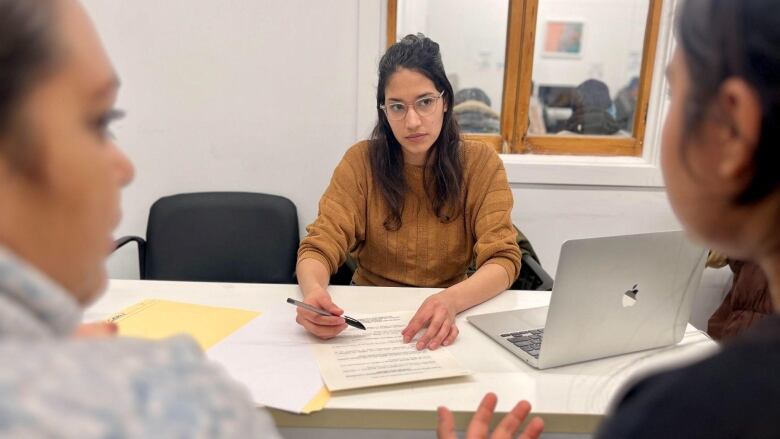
[444,0,780,437]
[296,33,521,351]
[0,1,279,436]
[614,76,639,131]
[452,87,500,134]
[707,255,772,341]
[562,79,621,135]
[527,81,547,135]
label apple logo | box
[622,284,639,307]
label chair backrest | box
[143,192,299,283]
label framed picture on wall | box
[542,20,584,58]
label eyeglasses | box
[379,90,445,121]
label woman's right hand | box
[295,287,348,339]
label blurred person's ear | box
[0,140,13,182]
[715,78,762,189]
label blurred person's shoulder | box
[597,313,780,439]
[0,335,279,438]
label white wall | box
[397,0,509,112]
[83,0,681,282]
[82,0,370,278]
[512,185,680,275]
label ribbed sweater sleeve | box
[297,145,367,274]
[467,144,521,283]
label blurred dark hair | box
[454,88,491,107]
[369,33,463,231]
[678,0,780,203]
[564,79,619,134]
[573,79,612,111]
[0,0,56,174]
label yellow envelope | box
[108,299,260,350]
[302,387,330,414]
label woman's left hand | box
[402,292,459,350]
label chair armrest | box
[113,236,147,279]
[115,236,144,250]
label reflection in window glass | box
[397,0,508,134]
[529,0,648,136]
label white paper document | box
[311,311,471,391]
[207,304,328,414]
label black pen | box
[286,297,366,330]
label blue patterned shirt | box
[0,247,281,438]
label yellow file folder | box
[108,299,259,350]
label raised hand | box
[437,393,544,439]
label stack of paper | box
[311,311,471,391]
[108,300,471,412]
[109,299,328,414]
[206,304,330,414]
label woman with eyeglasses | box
[0,0,279,436]
[440,0,780,437]
[296,34,521,350]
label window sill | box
[501,153,664,188]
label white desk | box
[86,279,717,434]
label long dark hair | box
[0,0,56,175]
[369,33,463,231]
[678,0,780,204]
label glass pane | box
[397,0,508,134]
[528,0,649,136]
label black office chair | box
[115,192,299,284]
[329,255,358,286]
[513,252,554,291]
[466,225,553,291]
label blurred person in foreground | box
[0,1,279,436]
[441,0,780,437]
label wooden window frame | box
[387,0,664,157]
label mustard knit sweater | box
[298,140,521,288]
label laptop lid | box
[536,230,707,369]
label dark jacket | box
[563,108,620,135]
[708,260,773,340]
[597,313,780,438]
[564,80,620,135]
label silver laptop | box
[468,231,707,369]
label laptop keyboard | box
[500,328,544,358]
